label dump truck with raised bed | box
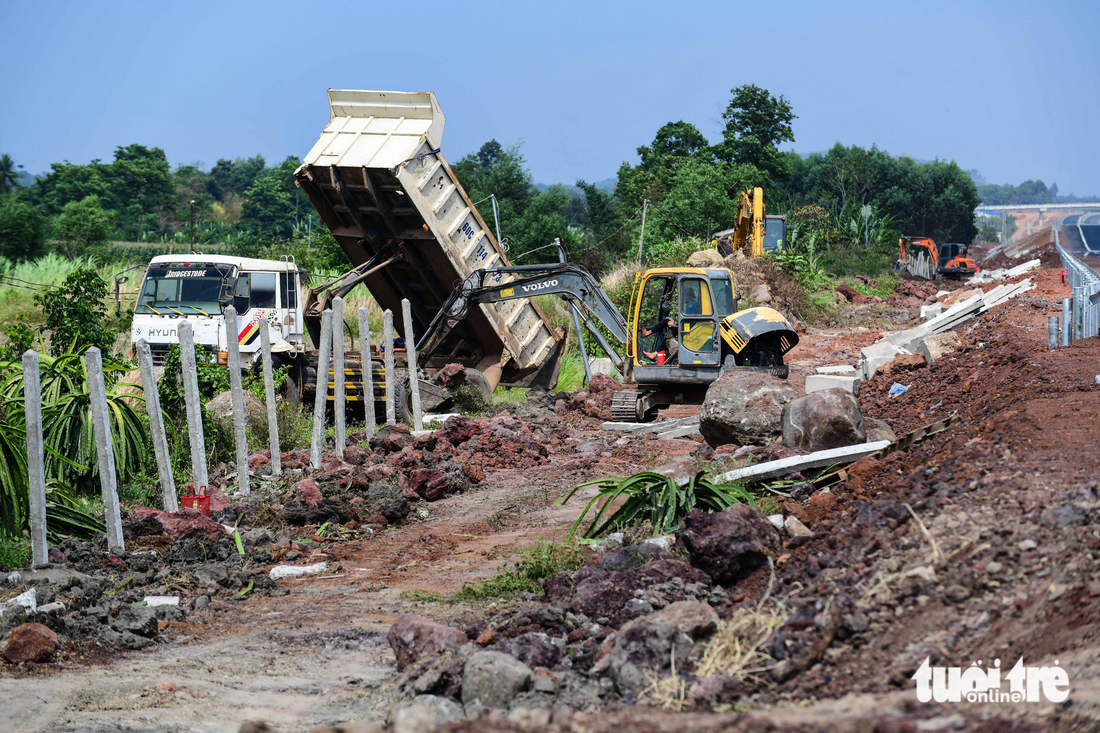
[292,89,568,410]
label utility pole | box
[637,199,649,266]
[190,200,195,248]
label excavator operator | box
[641,316,677,363]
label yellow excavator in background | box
[713,187,787,257]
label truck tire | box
[464,368,494,403]
[276,354,304,410]
[394,379,412,426]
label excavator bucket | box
[897,237,937,281]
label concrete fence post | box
[1062,297,1072,347]
[401,299,424,431]
[135,339,177,511]
[259,322,281,476]
[224,306,250,495]
[22,351,48,566]
[333,297,346,457]
[178,322,208,492]
[1074,286,1085,341]
[311,308,333,469]
[1048,316,1059,350]
[359,307,376,432]
[85,347,125,552]
[383,309,395,425]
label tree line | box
[0,148,308,262]
[453,84,981,274]
[1,84,984,275]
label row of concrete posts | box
[22,298,423,562]
[308,298,423,469]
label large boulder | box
[864,417,897,444]
[699,372,797,447]
[387,614,467,672]
[3,622,59,663]
[371,424,416,453]
[205,390,265,427]
[687,249,726,268]
[130,507,228,543]
[610,621,694,698]
[461,650,532,712]
[644,600,719,641]
[782,388,866,451]
[675,504,781,585]
[571,570,643,627]
[291,479,323,508]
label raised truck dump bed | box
[294,89,565,390]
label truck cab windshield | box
[137,266,227,315]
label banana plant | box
[560,471,755,539]
[1,346,147,493]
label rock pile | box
[383,502,853,721]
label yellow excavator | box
[713,187,787,257]
[416,244,799,421]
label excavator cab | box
[630,267,793,372]
[938,243,978,279]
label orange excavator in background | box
[897,236,979,280]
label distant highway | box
[1061,214,1100,258]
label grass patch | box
[402,541,586,604]
[453,540,586,602]
[0,534,30,569]
[553,350,587,392]
[492,387,529,404]
[843,272,897,299]
[399,589,448,603]
[561,471,755,539]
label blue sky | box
[2,0,1099,195]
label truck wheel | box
[277,354,304,410]
[394,379,412,426]
[464,369,494,403]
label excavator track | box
[611,390,645,422]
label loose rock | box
[700,371,797,447]
[3,622,60,663]
[461,650,532,712]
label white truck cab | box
[130,254,305,369]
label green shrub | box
[0,534,30,568]
[561,471,754,538]
[34,268,119,357]
[452,540,586,602]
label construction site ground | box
[4,253,1100,732]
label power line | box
[645,204,697,240]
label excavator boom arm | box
[416,264,631,373]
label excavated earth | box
[3,250,1100,732]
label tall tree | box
[241,176,292,236]
[0,154,25,195]
[452,140,536,248]
[713,84,796,181]
[0,196,47,260]
[53,195,116,257]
